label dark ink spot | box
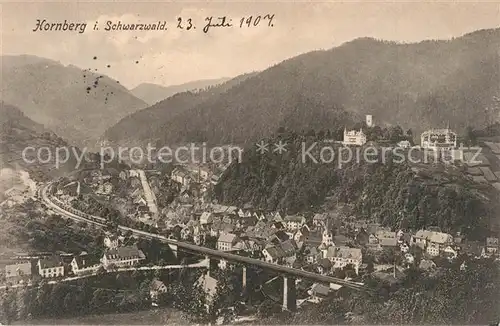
[86,87,91,91]
[93,56,97,60]
[107,64,111,68]
[135,61,139,64]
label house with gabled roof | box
[306,246,321,264]
[280,239,298,262]
[309,283,330,303]
[316,258,333,275]
[262,246,285,264]
[324,246,362,274]
[101,245,146,268]
[411,230,453,254]
[283,215,307,231]
[37,256,64,278]
[71,253,101,275]
[217,232,239,251]
[271,221,285,230]
[150,278,167,303]
[313,213,328,228]
[484,237,499,257]
[294,225,310,242]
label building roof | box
[313,213,328,221]
[333,234,349,245]
[38,257,63,269]
[311,283,330,297]
[419,259,437,270]
[284,215,305,223]
[308,247,319,256]
[333,246,362,260]
[297,225,310,237]
[264,246,285,260]
[280,240,297,256]
[150,278,167,292]
[375,230,397,239]
[73,254,100,268]
[272,221,285,229]
[105,246,146,260]
[414,230,453,244]
[218,232,237,244]
[273,230,290,242]
[486,237,499,247]
[421,128,456,135]
[317,258,333,269]
[5,262,32,278]
[379,238,398,247]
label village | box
[2,160,499,307]
[1,115,500,309]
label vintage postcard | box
[0,1,499,325]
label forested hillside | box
[106,28,500,147]
[1,55,147,146]
[215,131,498,238]
[0,101,82,181]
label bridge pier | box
[282,276,297,312]
[242,266,247,292]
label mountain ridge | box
[103,28,500,147]
[130,77,232,105]
[0,55,148,148]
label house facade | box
[283,215,306,231]
[324,246,362,274]
[37,257,65,278]
[420,128,457,151]
[71,254,101,275]
[217,233,238,251]
[343,128,367,146]
[412,230,454,256]
[150,279,168,303]
[262,246,285,264]
[101,245,146,268]
[104,234,120,249]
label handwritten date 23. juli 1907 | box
[176,14,275,33]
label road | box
[40,182,369,292]
[135,169,158,217]
[0,259,209,291]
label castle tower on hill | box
[366,115,373,128]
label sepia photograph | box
[0,0,499,325]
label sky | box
[1,1,499,89]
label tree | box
[464,126,477,146]
[406,128,413,140]
[257,299,281,319]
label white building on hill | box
[420,128,457,151]
[343,128,367,146]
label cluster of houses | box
[171,163,226,189]
[162,203,499,279]
[85,170,115,197]
[3,244,146,284]
[167,207,365,275]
